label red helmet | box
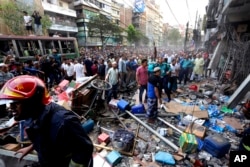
[0,75,51,105]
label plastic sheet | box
[207,105,220,117]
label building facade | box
[205,0,250,86]
[132,0,164,47]
[42,0,78,37]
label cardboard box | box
[59,79,69,90]
[3,144,20,151]
[185,123,206,139]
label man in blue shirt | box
[155,57,171,102]
[179,54,193,85]
[147,67,162,123]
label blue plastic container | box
[105,150,122,166]
[203,134,231,158]
[117,99,129,112]
[131,104,145,114]
[82,119,94,133]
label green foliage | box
[88,14,122,49]
[126,24,147,46]
[0,1,51,35]
[41,14,52,35]
[126,24,137,43]
[0,1,25,35]
[167,28,182,45]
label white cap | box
[0,63,7,67]
[0,99,15,105]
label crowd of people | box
[0,47,214,166]
[0,48,212,113]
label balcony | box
[222,0,250,22]
[42,2,76,17]
[61,0,74,3]
[74,0,99,10]
[49,24,78,32]
[74,0,88,6]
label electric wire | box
[186,0,192,24]
[164,0,181,27]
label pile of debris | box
[81,79,250,167]
[0,76,249,167]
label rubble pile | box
[86,79,250,167]
[0,77,249,167]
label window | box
[77,22,85,27]
[99,2,104,8]
[116,19,119,25]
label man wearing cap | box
[0,63,14,88]
[147,66,162,123]
[0,63,14,117]
[105,61,119,103]
[10,62,27,77]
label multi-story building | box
[205,0,250,88]
[0,0,43,35]
[74,0,123,47]
[119,4,132,29]
[119,4,133,46]
[0,0,77,37]
[42,0,78,37]
[132,0,164,46]
[74,0,100,47]
[111,0,121,25]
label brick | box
[98,133,110,144]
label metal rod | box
[157,117,183,134]
[94,144,133,156]
[124,110,179,151]
[111,109,129,131]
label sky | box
[157,0,209,27]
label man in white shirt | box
[63,59,74,82]
[118,54,127,88]
[105,61,119,103]
[74,59,86,82]
[23,11,33,36]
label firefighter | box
[0,75,93,167]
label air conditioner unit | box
[237,24,248,33]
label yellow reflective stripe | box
[243,143,250,151]
[69,159,85,167]
[2,87,24,98]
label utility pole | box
[194,10,198,30]
[184,21,189,52]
